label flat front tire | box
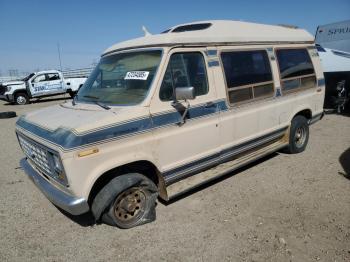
[91,173,158,229]
[286,115,309,154]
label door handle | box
[204,101,215,108]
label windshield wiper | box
[83,95,99,99]
[82,95,110,110]
[95,101,111,110]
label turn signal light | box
[78,148,99,157]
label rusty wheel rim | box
[295,126,307,148]
[113,187,146,225]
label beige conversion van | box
[16,20,325,228]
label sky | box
[0,0,349,76]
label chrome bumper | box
[20,158,89,215]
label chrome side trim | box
[308,112,324,125]
[163,126,288,185]
[20,158,89,215]
[166,141,288,200]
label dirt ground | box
[0,97,349,262]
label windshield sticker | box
[124,71,149,80]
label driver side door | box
[150,48,220,185]
[30,74,47,97]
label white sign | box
[124,71,149,80]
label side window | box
[47,73,60,81]
[32,74,46,83]
[276,48,316,92]
[159,52,209,101]
[221,50,274,105]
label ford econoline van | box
[16,20,325,228]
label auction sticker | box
[124,71,149,80]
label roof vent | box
[171,23,212,33]
[161,29,171,34]
[277,24,299,29]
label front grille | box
[18,134,52,176]
[0,85,6,95]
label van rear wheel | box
[286,115,309,154]
[91,173,158,229]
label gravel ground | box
[0,97,349,262]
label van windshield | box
[77,50,162,105]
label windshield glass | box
[22,73,35,81]
[77,50,162,105]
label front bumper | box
[0,94,14,102]
[20,158,89,215]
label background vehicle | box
[0,70,86,105]
[315,20,350,112]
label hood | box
[16,102,151,150]
[1,80,25,86]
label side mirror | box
[174,86,196,101]
[172,87,196,126]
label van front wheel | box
[91,173,158,229]
[286,115,309,154]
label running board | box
[166,140,288,200]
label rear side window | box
[47,73,60,81]
[159,52,209,101]
[221,50,274,104]
[276,48,316,92]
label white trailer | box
[315,20,350,109]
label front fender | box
[63,145,162,201]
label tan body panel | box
[16,42,325,206]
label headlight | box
[52,154,63,173]
[5,86,11,92]
[49,152,68,186]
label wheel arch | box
[13,89,29,97]
[12,89,30,104]
[285,107,311,154]
[87,160,167,206]
[291,108,312,122]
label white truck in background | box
[0,70,87,105]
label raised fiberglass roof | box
[103,20,314,55]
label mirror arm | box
[179,101,190,126]
[171,100,190,126]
